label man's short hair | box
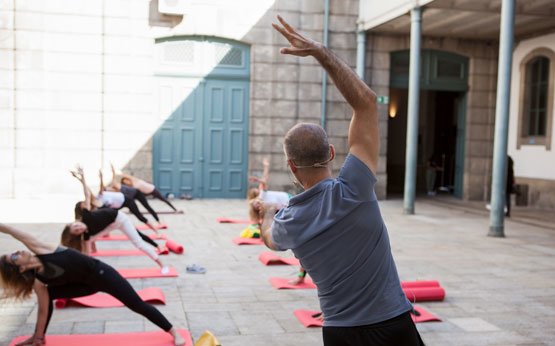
[284,123,329,166]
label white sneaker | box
[161,266,170,275]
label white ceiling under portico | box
[359,0,555,40]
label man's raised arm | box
[272,15,378,173]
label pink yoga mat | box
[411,305,442,323]
[269,277,316,289]
[118,267,178,279]
[136,223,168,231]
[55,287,165,309]
[165,240,184,254]
[232,237,264,245]
[259,251,300,266]
[403,287,445,302]
[91,248,168,257]
[99,233,167,241]
[294,309,323,327]
[401,280,441,288]
[217,217,252,224]
[9,329,193,346]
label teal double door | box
[154,77,249,199]
[153,37,250,199]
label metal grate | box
[163,42,195,63]
[214,44,243,66]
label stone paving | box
[1,198,554,346]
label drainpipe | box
[403,7,422,215]
[320,0,330,129]
[488,0,515,237]
[356,30,366,79]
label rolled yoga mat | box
[403,287,445,302]
[165,240,184,254]
[258,251,300,266]
[55,287,165,308]
[99,233,167,241]
[136,223,168,231]
[9,329,193,346]
[90,248,168,257]
[232,237,263,245]
[216,217,252,224]
[269,277,316,290]
[118,267,178,279]
[401,280,441,288]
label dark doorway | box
[386,89,464,196]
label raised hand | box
[272,15,322,57]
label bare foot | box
[170,328,185,346]
[288,276,305,286]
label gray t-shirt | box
[271,154,411,327]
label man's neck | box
[301,169,332,190]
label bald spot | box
[284,123,330,166]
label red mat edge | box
[118,267,178,279]
[269,277,316,290]
[232,237,264,245]
[55,287,165,309]
[9,329,193,346]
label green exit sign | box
[377,96,389,104]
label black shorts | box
[323,311,425,346]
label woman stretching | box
[65,167,169,274]
[0,223,185,346]
[99,169,160,232]
[117,166,180,212]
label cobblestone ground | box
[1,198,554,346]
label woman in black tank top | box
[0,223,185,346]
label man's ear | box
[329,144,336,161]
[288,159,298,173]
[19,265,28,273]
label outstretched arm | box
[260,158,270,190]
[98,170,106,195]
[273,15,378,173]
[71,166,91,211]
[0,223,55,255]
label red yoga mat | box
[401,280,441,288]
[403,287,445,302]
[294,309,323,327]
[9,329,193,346]
[90,248,168,257]
[269,277,316,290]
[165,240,184,254]
[232,237,264,245]
[258,251,300,266]
[54,287,165,309]
[136,223,168,231]
[99,233,167,241]
[217,217,252,224]
[411,305,442,323]
[118,267,178,279]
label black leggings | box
[149,189,177,211]
[122,197,149,224]
[322,311,424,346]
[135,191,160,222]
[137,230,158,248]
[45,262,172,333]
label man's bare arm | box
[259,204,279,251]
[272,15,378,173]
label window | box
[518,48,555,150]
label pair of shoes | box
[186,264,206,274]
[161,266,170,275]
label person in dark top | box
[506,156,515,217]
[100,169,161,232]
[0,223,185,346]
[64,167,169,274]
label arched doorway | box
[153,37,250,198]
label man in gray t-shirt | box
[259,16,424,346]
